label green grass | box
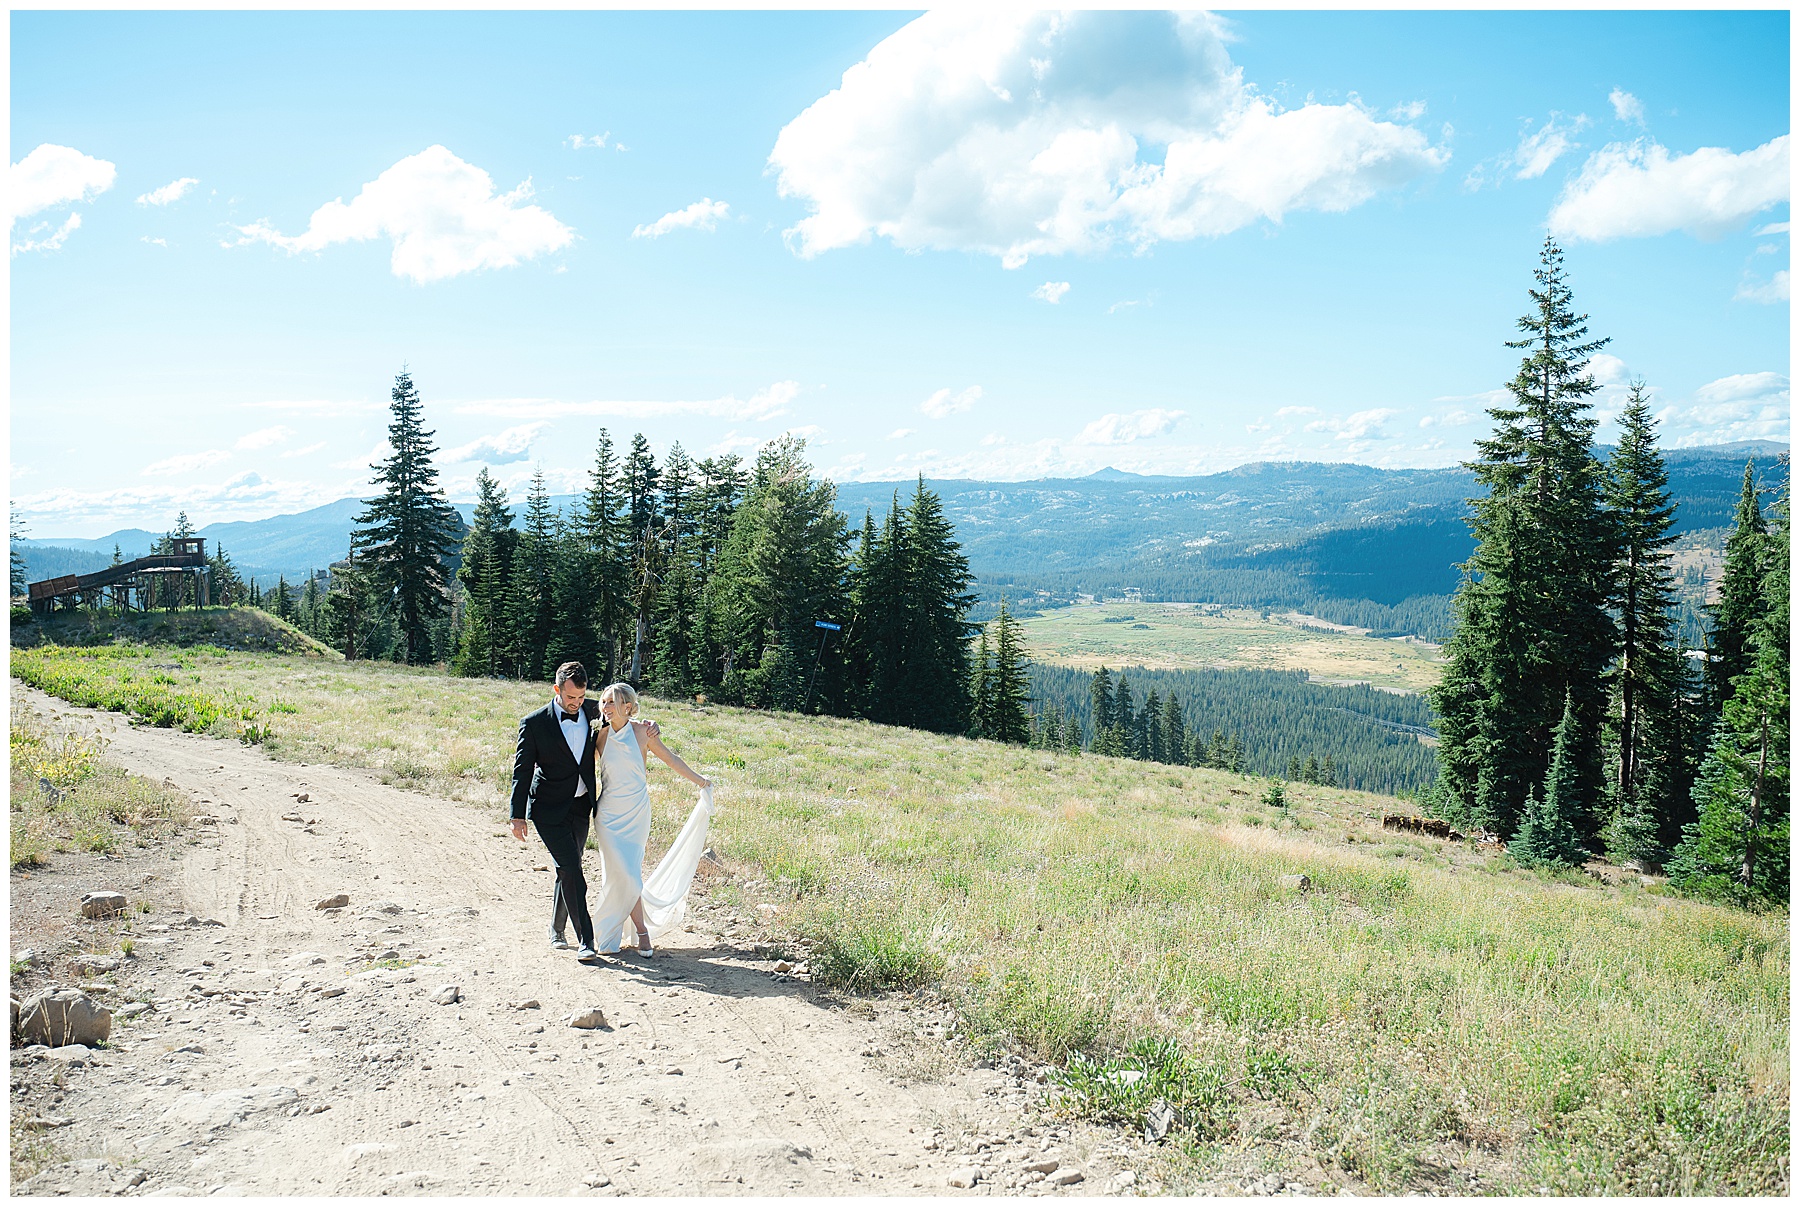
[1017,601,1446,692]
[10,698,196,866]
[11,644,274,743]
[8,644,1788,1195]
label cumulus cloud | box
[331,441,392,470]
[455,380,800,423]
[1033,281,1071,303]
[234,425,294,452]
[769,10,1446,267]
[1512,113,1588,180]
[141,449,231,477]
[567,133,610,150]
[230,145,574,283]
[1418,409,1474,429]
[1549,135,1789,241]
[1609,89,1645,126]
[886,428,915,440]
[632,198,730,239]
[1658,372,1790,446]
[1074,408,1185,445]
[9,143,116,225]
[443,423,549,464]
[921,386,982,419]
[280,442,327,459]
[136,177,199,206]
[1736,270,1790,304]
[1306,407,1397,441]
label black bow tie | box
[560,710,583,724]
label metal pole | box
[802,631,829,713]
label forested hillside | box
[1027,663,1439,795]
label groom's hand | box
[510,818,528,841]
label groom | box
[510,661,606,962]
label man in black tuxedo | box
[510,661,605,962]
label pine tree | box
[547,511,602,678]
[623,434,661,681]
[1667,474,1789,905]
[969,629,994,738]
[349,371,461,664]
[893,477,976,732]
[579,432,632,682]
[1301,754,1319,784]
[507,470,558,681]
[1431,239,1616,840]
[1143,689,1164,762]
[650,534,703,697]
[273,575,293,621]
[323,556,376,660]
[207,544,244,608]
[1262,779,1287,810]
[986,598,1032,744]
[452,468,517,678]
[1602,383,1684,861]
[1160,693,1188,766]
[299,573,322,634]
[1510,694,1588,867]
[1090,667,1116,738]
[1224,733,1244,774]
[1705,460,1769,712]
[10,508,29,601]
[1319,754,1338,788]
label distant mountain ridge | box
[16,442,1786,637]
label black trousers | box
[538,807,594,949]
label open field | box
[1016,603,1447,694]
[10,638,1789,1195]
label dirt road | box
[11,684,1141,1197]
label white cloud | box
[136,177,199,206]
[234,425,294,452]
[12,213,82,256]
[13,470,342,534]
[1418,409,1474,429]
[1658,372,1790,446]
[1108,299,1142,314]
[454,380,799,423]
[769,10,1447,267]
[1512,113,1588,180]
[443,423,549,464]
[280,442,327,459]
[1074,408,1185,445]
[567,133,610,150]
[1306,407,1398,441]
[1609,89,1645,126]
[1275,405,1319,418]
[140,235,168,247]
[1754,221,1789,236]
[1390,101,1427,122]
[331,441,392,470]
[1736,270,1790,304]
[9,143,116,226]
[1033,281,1071,304]
[231,145,574,283]
[141,449,231,477]
[1587,352,1632,385]
[921,386,982,419]
[1549,135,1789,241]
[632,198,730,239]
[886,427,915,440]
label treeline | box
[1026,663,1440,795]
[1429,238,1789,907]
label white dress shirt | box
[558,709,589,797]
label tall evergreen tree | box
[507,470,559,680]
[452,468,517,678]
[576,433,631,681]
[892,477,977,732]
[547,510,602,678]
[969,629,994,738]
[1089,666,1116,741]
[1160,693,1188,767]
[9,508,28,601]
[622,434,661,681]
[650,533,704,697]
[1667,474,1789,905]
[323,556,376,660]
[1601,383,1684,861]
[1705,460,1769,711]
[273,575,294,621]
[985,597,1032,744]
[349,371,461,664]
[1431,238,1616,840]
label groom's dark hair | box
[554,661,587,688]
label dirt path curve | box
[12,683,1078,1197]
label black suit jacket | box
[510,699,604,824]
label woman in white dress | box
[590,683,713,957]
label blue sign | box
[814,621,841,631]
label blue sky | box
[10,8,1790,537]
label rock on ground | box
[17,988,112,1047]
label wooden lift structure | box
[27,537,211,615]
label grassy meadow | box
[8,637,1788,1195]
[1017,602,1446,693]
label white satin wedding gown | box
[590,720,715,953]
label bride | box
[591,682,713,957]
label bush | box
[1049,1035,1233,1142]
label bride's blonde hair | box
[599,682,639,711]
